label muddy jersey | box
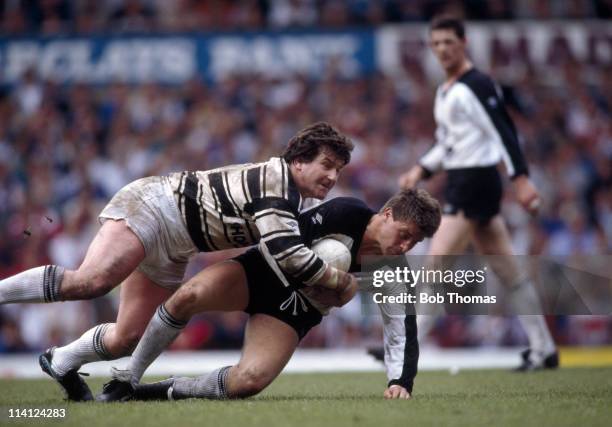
[167,157,326,286]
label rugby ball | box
[312,238,351,272]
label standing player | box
[95,189,441,402]
[0,122,356,400]
[398,17,557,370]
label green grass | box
[1,368,611,427]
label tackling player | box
[1,122,355,400]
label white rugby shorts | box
[99,176,198,290]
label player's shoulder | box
[457,68,497,96]
[459,68,494,86]
[261,156,286,176]
[330,197,372,214]
[299,197,374,244]
[260,156,292,197]
[304,197,372,217]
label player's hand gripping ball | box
[308,238,355,307]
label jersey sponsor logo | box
[312,213,323,225]
[228,222,247,245]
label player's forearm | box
[399,164,430,189]
[259,238,327,286]
[254,205,327,285]
[510,171,529,181]
[419,142,446,175]
[313,265,352,291]
[383,313,418,395]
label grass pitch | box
[1,368,611,427]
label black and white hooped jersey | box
[420,68,528,178]
[167,157,326,286]
[296,197,419,393]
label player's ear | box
[292,159,303,172]
[383,207,393,219]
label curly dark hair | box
[282,122,354,166]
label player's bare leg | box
[472,215,557,369]
[471,215,520,283]
[48,270,172,381]
[128,260,249,380]
[36,220,147,400]
[165,260,250,319]
[1,220,145,304]
[133,314,299,401]
[104,270,175,356]
[223,314,298,398]
[417,213,473,340]
[97,260,250,401]
[428,213,474,256]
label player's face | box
[378,209,425,255]
[292,149,345,199]
[429,29,466,73]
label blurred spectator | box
[13,69,43,118]
[107,0,157,32]
[268,0,318,28]
[0,314,29,352]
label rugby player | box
[1,122,355,400]
[398,17,557,370]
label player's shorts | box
[234,248,323,340]
[443,166,502,224]
[99,176,198,290]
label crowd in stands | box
[1,0,611,35]
[0,2,610,353]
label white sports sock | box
[507,279,555,355]
[127,304,186,384]
[171,366,231,400]
[0,265,64,304]
[518,315,556,357]
[51,323,113,376]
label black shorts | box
[234,248,323,340]
[443,166,503,224]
